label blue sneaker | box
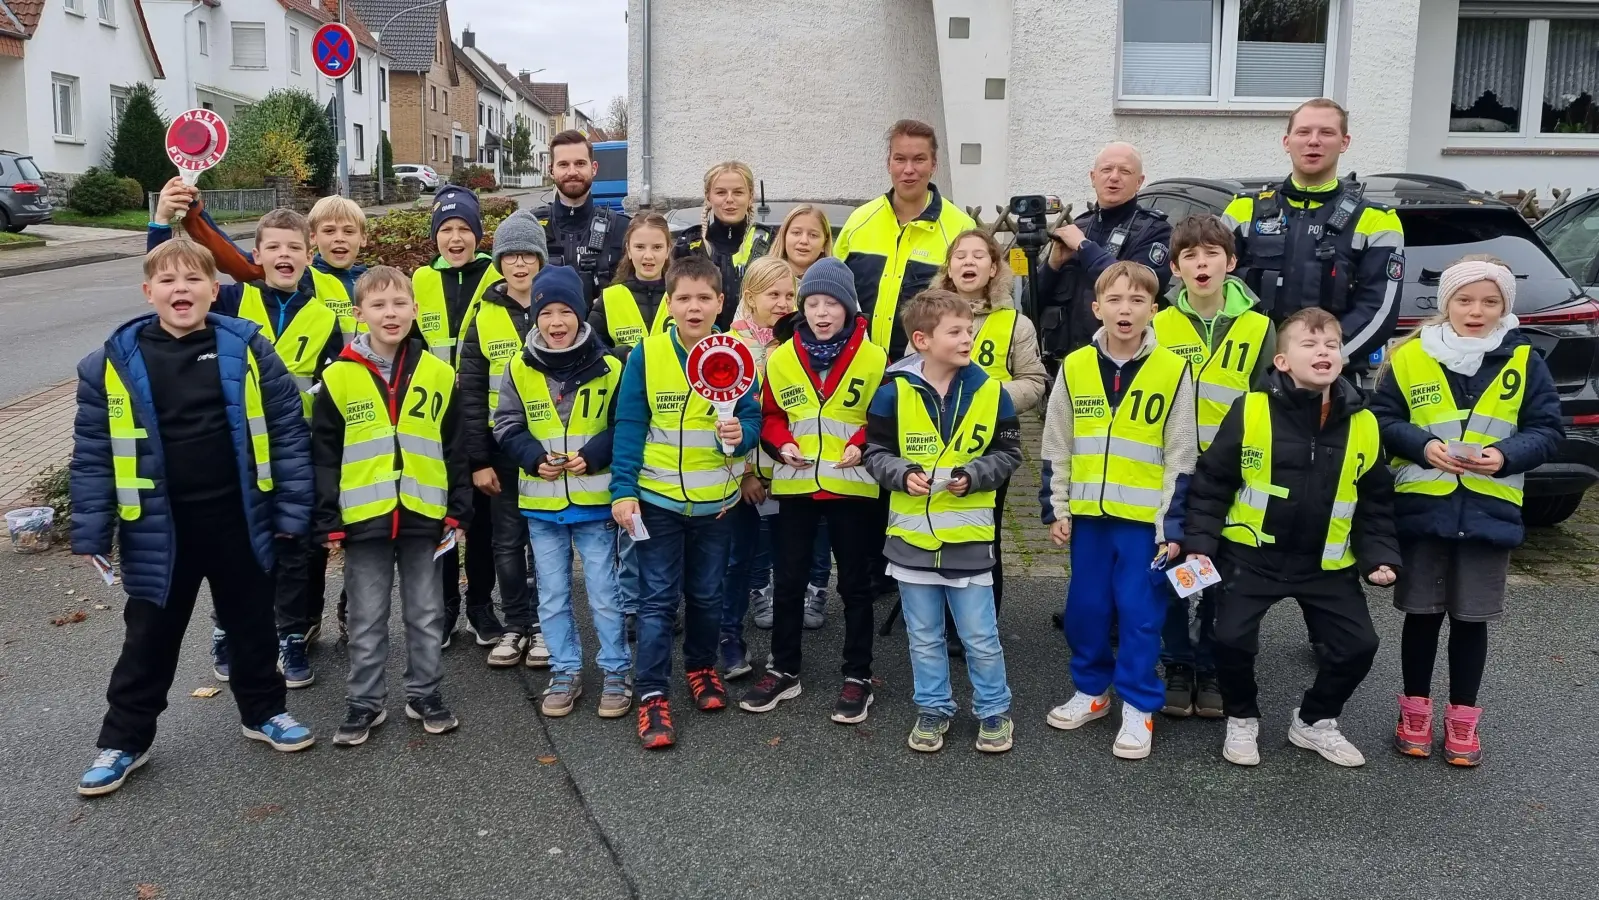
[719,636,752,680]
[278,634,314,688]
[243,713,316,751]
[211,628,230,683]
[77,748,148,797]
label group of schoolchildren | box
[70,155,1559,797]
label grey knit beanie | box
[492,209,549,268]
[798,257,860,318]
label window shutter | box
[233,23,267,68]
[1234,42,1326,97]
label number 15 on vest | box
[686,335,757,455]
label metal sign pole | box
[336,5,349,198]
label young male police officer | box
[533,130,630,305]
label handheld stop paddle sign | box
[165,109,229,222]
[686,334,756,455]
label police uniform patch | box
[1386,252,1404,282]
[1148,243,1168,267]
[1255,217,1284,236]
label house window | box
[1118,0,1336,105]
[288,25,301,74]
[985,78,1006,100]
[98,0,114,25]
[379,67,387,100]
[478,102,484,126]
[430,86,437,110]
[454,134,465,157]
[198,19,209,56]
[64,0,82,13]
[960,143,982,164]
[1450,13,1599,141]
[949,17,970,38]
[431,135,438,161]
[436,41,442,64]
[353,123,365,160]
[52,74,80,139]
[443,91,448,114]
[232,22,267,69]
[110,85,130,121]
[353,58,363,94]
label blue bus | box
[591,140,627,211]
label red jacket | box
[759,317,877,501]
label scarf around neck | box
[798,317,854,369]
[1418,316,1520,377]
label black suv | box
[1138,173,1599,526]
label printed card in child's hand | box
[1447,441,1483,461]
[90,555,116,586]
[629,513,651,541]
[1166,557,1222,598]
[433,529,458,561]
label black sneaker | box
[1162,663,1195,717]
[333,706,387,747]
[624,613,638,643]
[405,692,459,734]
[465,605,506,646]
[1194,671,1224,718]
[830,677,874,724]
[947,635,966,659]
[738,670,802,713]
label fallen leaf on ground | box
[191,687,221,698]
[135,884,162,899]
[65,589,75,595]
[766,736,782,747]
[50,611,88,626]
[406,739,425,750]
[536,754,558,764]
[243,803,282,822]
[67,808,88,825]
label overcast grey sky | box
[451,0,628,116]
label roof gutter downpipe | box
[639,0,652,208]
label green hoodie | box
[1170,275,1260,349]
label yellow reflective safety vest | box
[886,377,1002,549]
[835,189,975,350]
[467,302,526,428]
[599,283,672,348]
[308,268,359,341]
[638,332,739,505]
[1387,339,1528,505]
[236,283,338,417]
[973,308,1017,382]
[766,338,886,498]
[412,260,502,366]
[1064,343,1185,523]
[511,355,623,510]
[104,351,273,521]
[1221,391,1380,569]
[1152,307,1270,451]
[323,353,455,523]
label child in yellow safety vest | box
[1149,214,1276,720]
[492,265,632,720]
[312,266,472,747]
[457,210,549,669]
[307,195,370,341]
[862,289,1023,754]
[72,240,316,797]
[1183,308,1400,769]
[589,213,674,354]
[1371,256,1562,767]
[1040,261,1197,761]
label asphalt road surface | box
[4,556,1595,900]
[0,255,149,404]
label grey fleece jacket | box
[348,333,395,382]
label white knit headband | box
[1438,260,1516,315]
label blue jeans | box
[809,520,832,587]
[1161,588,1215,673]
[617,528,640,616]
[1064,517,1166,714]
[527,518,630,676]
[634,503,734,698]
[898,580,1011,719]
[720,503,770,643]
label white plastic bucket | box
[6,506,55,554]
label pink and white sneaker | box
[1394,694,1433,757]
[1443,704,1483,767]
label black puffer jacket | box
[1184,369,1401,581]
[673,219,777,329]
[457,282,535,471]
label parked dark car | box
[1139,173,1599,526]
[1535,190,1599,288]
[0,150,52,232]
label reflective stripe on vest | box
[885,377,1001,550]
[600,283,672,348]
[309,268,358,342]
[468,302,525,428]
[237,283,338,417]
[412,262,503,367]
[511,354,623,510]
[1063,344,1185,523]
[765,338,887,498]
[973,308,1017,382]
[242,350,274,491]
[323,353,455,523]
[1152,307,1269,451]
[1388,340,1528,505]
[638,332,738,504]
[1220,392,1380,569]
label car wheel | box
[0,208,19,233]
[1523,492,1584,527]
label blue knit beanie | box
[430,184,484,242]
[532,265,589,321]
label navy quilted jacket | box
[69,313,313,605]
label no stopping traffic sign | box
[313,22,356,79]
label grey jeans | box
[344,536,446,711]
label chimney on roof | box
[462,28,474,48]
[518,70,532,84]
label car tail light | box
[1518,300,1599,325]
[10,182,41,194]
[1571,414,1599,426]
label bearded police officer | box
[533,130,629,303]
[1221,99,1405,367]
[1035,142,1172,361]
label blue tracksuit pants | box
[1064,516,1166,714]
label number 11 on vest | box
[686,335,756,455]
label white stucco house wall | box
[461,32,553,185]
[630,0,1599,214]
[0,0,166,183]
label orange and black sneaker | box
[637,695,675,750]
[686,667,728,712]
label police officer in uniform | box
[533,130,629,305]
[1036,142,1172,363]
[1221,98,1405,368]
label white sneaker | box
[1287,707,1366,767]
[1045,691,1112,731]
[1113,703,1153,759]
[487,632,527,668]
[523,632,552,669]
[1223,716,1261,766]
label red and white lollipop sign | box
[686,333,756,454]
[167,109,229,185]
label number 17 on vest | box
[687,334,757,455]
